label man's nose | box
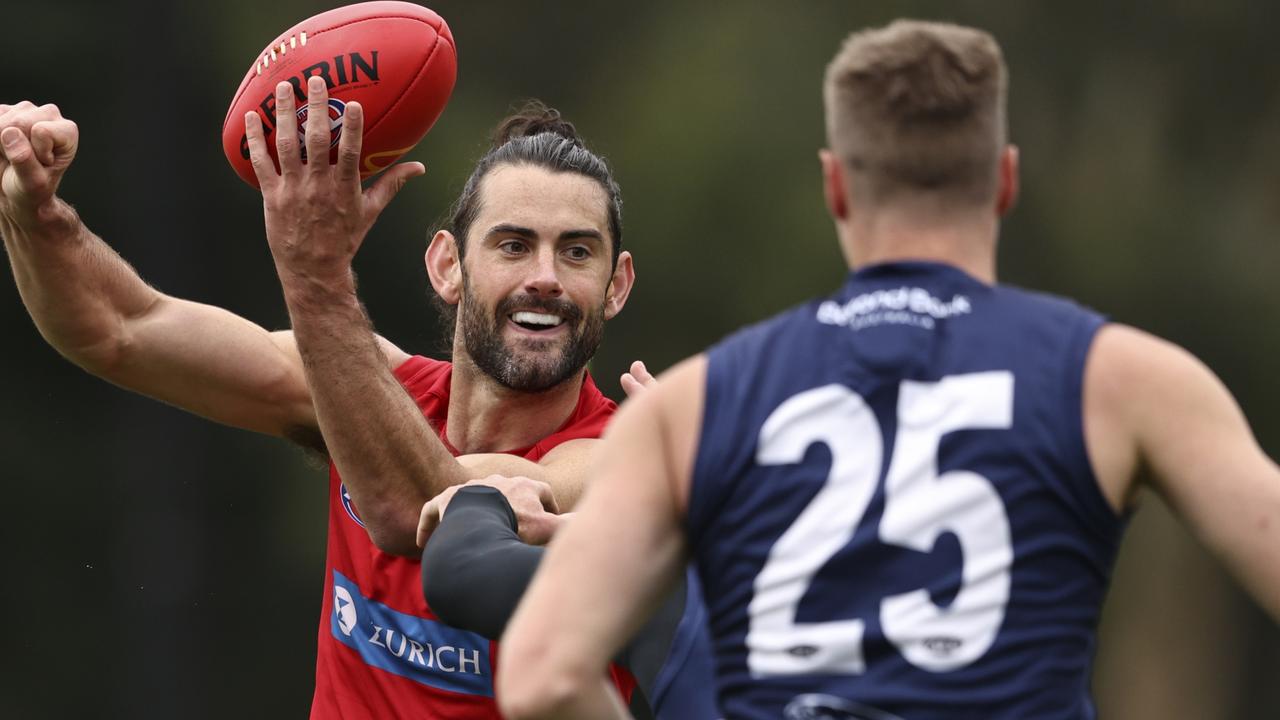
[523,247,563,297]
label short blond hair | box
[824,20,1007,208]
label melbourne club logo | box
[334,585,358,637]
[340,483,367,528]
[296,97,346,161]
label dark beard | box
[460,282,605,393]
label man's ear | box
[603,250,636,321]
[996,145,1020,217]
[820,148,849,221]
[426,230,463,304]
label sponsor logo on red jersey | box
[330,570,492,696]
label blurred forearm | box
[500,675,631,720]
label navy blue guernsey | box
[687,262,1125,720]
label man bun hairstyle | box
[447,100,624,267]
[824,20,1007,208]
[491,102,581,148]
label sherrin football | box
[222,1,456,187]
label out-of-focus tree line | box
[1,0,1276,717]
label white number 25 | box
[747,372,1014,676]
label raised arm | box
[498,355,707,720]
[245,77,469,556]
[245,77,655,554]
[0,102,318,441]
[1086,324,1280,619]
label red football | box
[222,1,456,188]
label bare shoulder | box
[375,334,412,368]
[262,330,409,450]
[1087,323,1235,427]
[538,437,600,465]
[269,329,409,368]
[266,328,302,356]
[1085,322,1253,510]
[1085,324,1192,512]
[1089,328,1280,618]
[1088,323,1210,388]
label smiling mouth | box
[510,310,566,333]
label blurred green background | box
[2,0,1277,717]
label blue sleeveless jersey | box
[688,262,1124,720]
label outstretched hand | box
[0,102,78,228]
[244,76,424,292]
[416,475,565,549]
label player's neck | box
[445,353,585,454]
[839,204,998,284]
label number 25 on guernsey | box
[748,372,1014,676]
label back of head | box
[824,20,1007,210]
[448,100,623,264]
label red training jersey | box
[309,356,627,718]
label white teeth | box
[511,311,564,327]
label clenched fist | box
[0,102,78,229]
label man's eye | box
[565,246,590,260]
[499,240,527,254]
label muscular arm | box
[0,103,316,441]
[241,77,469,556]
[1087,324,1280,618]
[498,356,707,720]
[289,283,468,554]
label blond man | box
[496,20,1280,720]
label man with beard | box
[0,80,713,717]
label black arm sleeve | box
[421,485,544,641]
[420,485,680,720]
